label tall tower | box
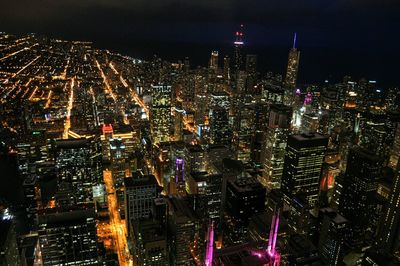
[223,56,230,83]
[339,147,382,244]
[209,92,232,145]
[209,51,219,72]
[261,104,292,190]
[377,161,400,253]
[281,133,328,208]
[284,33,300,105]
[233,24,245,89]
[150,84,172,144]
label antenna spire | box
[293,32,297,49]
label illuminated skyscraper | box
[261,104,292,190]
[109,138,127,188]
[318,208,348,266]
[150,85,172,144]
[339,146,382,245]
[284,33,300,105]
[223,56,230,83]
[281,133,328,208]
[209,92,232,145]
[124,172,161,232]
[233,101,255,162]
[209,50,219,72]
[37,205,99,265]
[54,137,102,205]
[0,219,21,266]
[168,197,199,265]
[233,24,244,89]
[245,54,257,93]
[377,161,400,253]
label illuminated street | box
[103,170,133,266]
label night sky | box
[1,0,400,86]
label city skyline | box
[1,1,400,86]
[1,2,400,266]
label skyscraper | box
[225,174,266,244]
[318,208,348,266]
[0,219,20,266]
[233,25,244,76]
[223,56,230,84]
[168,197,199,266]
[339,146,382,244]
[377,161,400,253]
[37,205,99,265]
[150,84,172,144]
[124,172,161,231]
[281,133,328,208]
[261,104,292,190]
[284,33,300,105]
[54,137,102,205]
[232,24,244,91]
[209,92,232,145]
[209,51,219,72]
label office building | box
[131,220,168,266]
[281,133,328,208]
[37,205,99,265]
[339,146,382,245]
[209,92,231,145]
[54,137,102,205]
[186,171,222,224]
[124,172,161,231]
[377,161,400,253]
[168,197,199,266]
[151,85,172,144]
[284,33,300,105]
[0,220,20,266]
[318,208,348,266]
[225,174,266,244]
[261,104,292,190]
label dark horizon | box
[1,0,400,87]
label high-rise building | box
[318,208,348,266]
[0,219,21,266]
[233,25,244,80]
[124,172,161,231]
[54,137,102,205]
[245,54,257,93]
[225,174,266,244]
[223,56,230,83]
[209,51,219,72]
[110,138,128,188]
[339,146,382,244]
[377,161,400,253]
[186,171,222,224]
[184,144,206,173]
[131,219,168,266]
[261,104,292,190]
[209,92,231,145]
[150,85,172,144]
[281,133,328,208]
[37,205,99,265]
[168,197,199,266]
[233,101,255,162]
[284,33,300,105]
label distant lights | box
[234,41,244,45]
[2,208,13,220]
